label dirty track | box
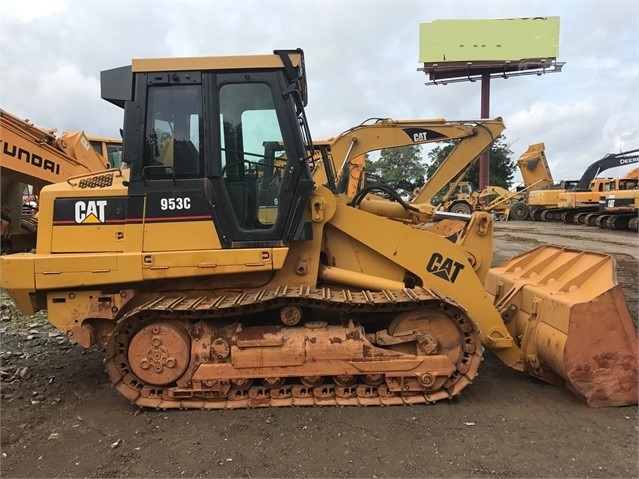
[1,221,637,478]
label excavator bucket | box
[484,245,638,407]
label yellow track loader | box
[1,49,636,408]
[587,167,639,230]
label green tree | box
[425,136,516,192]
[366,145,426,191]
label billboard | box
[419,17,560,63]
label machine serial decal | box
[426,252,465,283]
[53,194,211,225]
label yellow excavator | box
[0,108,122,252]
[1,50,636,409]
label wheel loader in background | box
[1,49,637,409]
[437,180,527,220]
[0,108,122,253]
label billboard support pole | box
[480,71,491,190]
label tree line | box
[364,136,516,199]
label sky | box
[1,0,638,184]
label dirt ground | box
[1,221,637,478]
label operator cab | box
[101,49,314,248]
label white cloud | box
[0,0,637,181]
[3,0,68,22]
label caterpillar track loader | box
[586,167,639,231]
[1,50,637,409]
[0,108,122,253]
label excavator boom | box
[0,109,113,187]
[315,117,504,201]
[575,149,639,191]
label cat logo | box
[75,200,107,224]
[402,128,447,143]
[426,252,465,283]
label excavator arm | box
[316,118,504,200]
[0,109,113,187]
[575,148,639,191]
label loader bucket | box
[484,245,638,407]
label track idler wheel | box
[386,309,482,396]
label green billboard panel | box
[419,17,560,63]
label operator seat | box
[159,137,199,175]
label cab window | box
[144,85,203,177]
[219,82,285,228]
